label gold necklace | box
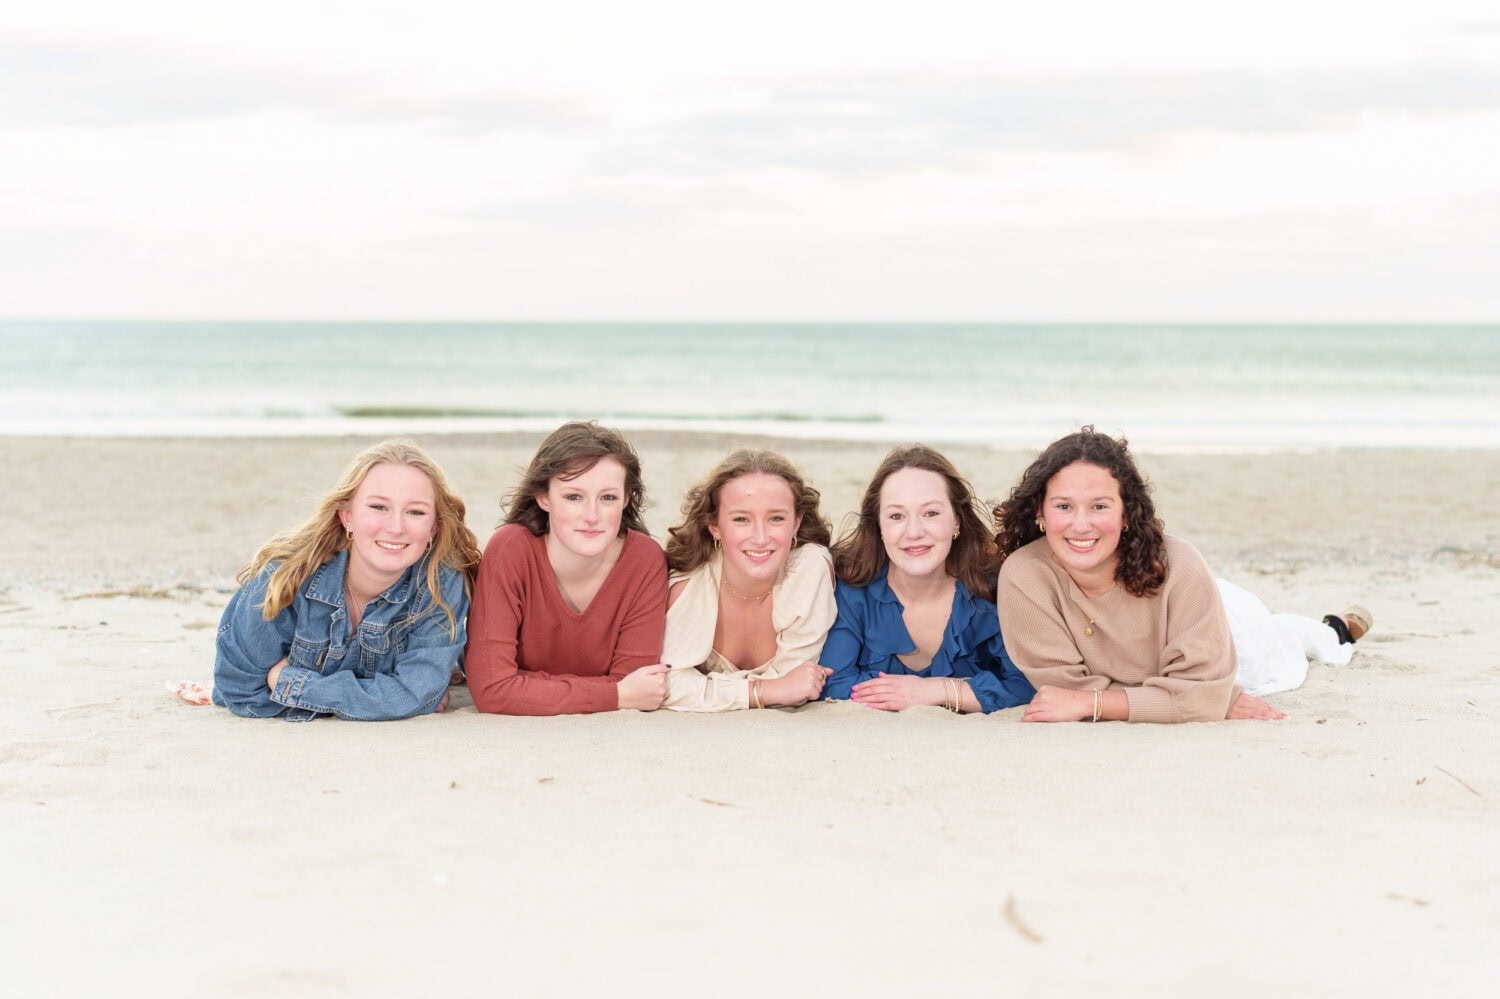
[344,583,370,626]
[1082,584,1115,636]
[722,577,772,602]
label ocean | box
[2,321,1497,451]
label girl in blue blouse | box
[821,445,1034,714]
[212,439,482,721]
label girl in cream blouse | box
[659,449,837,712]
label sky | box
[2,1,1498,321]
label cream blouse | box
[660,544,836,712]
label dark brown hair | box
[832,444,998,603]
[664,449,832,574]
[503,421,648,537]
[993,426,1167,597]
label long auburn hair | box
[992,426,1167,597]
[503,421,649,537]
[832,444,999,603]
[665,449,831,575]
[239,439,482,636]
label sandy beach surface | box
[3,433,1497,997]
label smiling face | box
[878,467,957,583]
[339,462,438,589]
[1039,460,1125,597]
[536,456,628,562]
[710,472,801,589]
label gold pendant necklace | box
[1082,584,1114,637]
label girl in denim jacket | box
[212,439,481,721]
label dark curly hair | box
[831,444,999,603]
[503,421,649,538]
[665,449,832,575]
[993,426,1166,597]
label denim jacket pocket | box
[352,624,402,679]
[359,615,419,658]
[288,635,330,671]
[358,626,392,656]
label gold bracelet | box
[1091,689,1101,722]
[750,678,763,710]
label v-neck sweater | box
[466,524,667,715]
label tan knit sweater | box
[997,536,1239,723]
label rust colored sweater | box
[465,524,667,715]
[997,535,1239,723]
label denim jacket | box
[212,549,469,722]
[820,567,1035,713]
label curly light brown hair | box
[664,449,832,575]
[993,426,1167,597]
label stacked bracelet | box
[944,677,962,713]
[750,678,764,710]
[1091,689,1102,722]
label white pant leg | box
[1270,613,1354,667]
[1216,579,1309,697]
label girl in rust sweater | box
[464,422,669,715]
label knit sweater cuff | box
[1123,684,1178,724]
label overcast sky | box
[3,1,1498,321]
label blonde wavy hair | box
[238,439,482,636]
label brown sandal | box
[1324,605,1374,644]
[1341,606,1373,642]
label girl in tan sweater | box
[994,427,1371,723]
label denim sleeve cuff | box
[270,664,315,707]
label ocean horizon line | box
[5,413,1496,455]
[5,318,1499,329]
[4,322,1495,451]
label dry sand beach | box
[2,433,1497,997]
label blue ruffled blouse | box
[820,567,1035,713]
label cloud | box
[6,28,1496,169]
[0,40,598,131]
[610,61,1500,175]
[0,45,266,125]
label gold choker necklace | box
[722,577,772,602]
